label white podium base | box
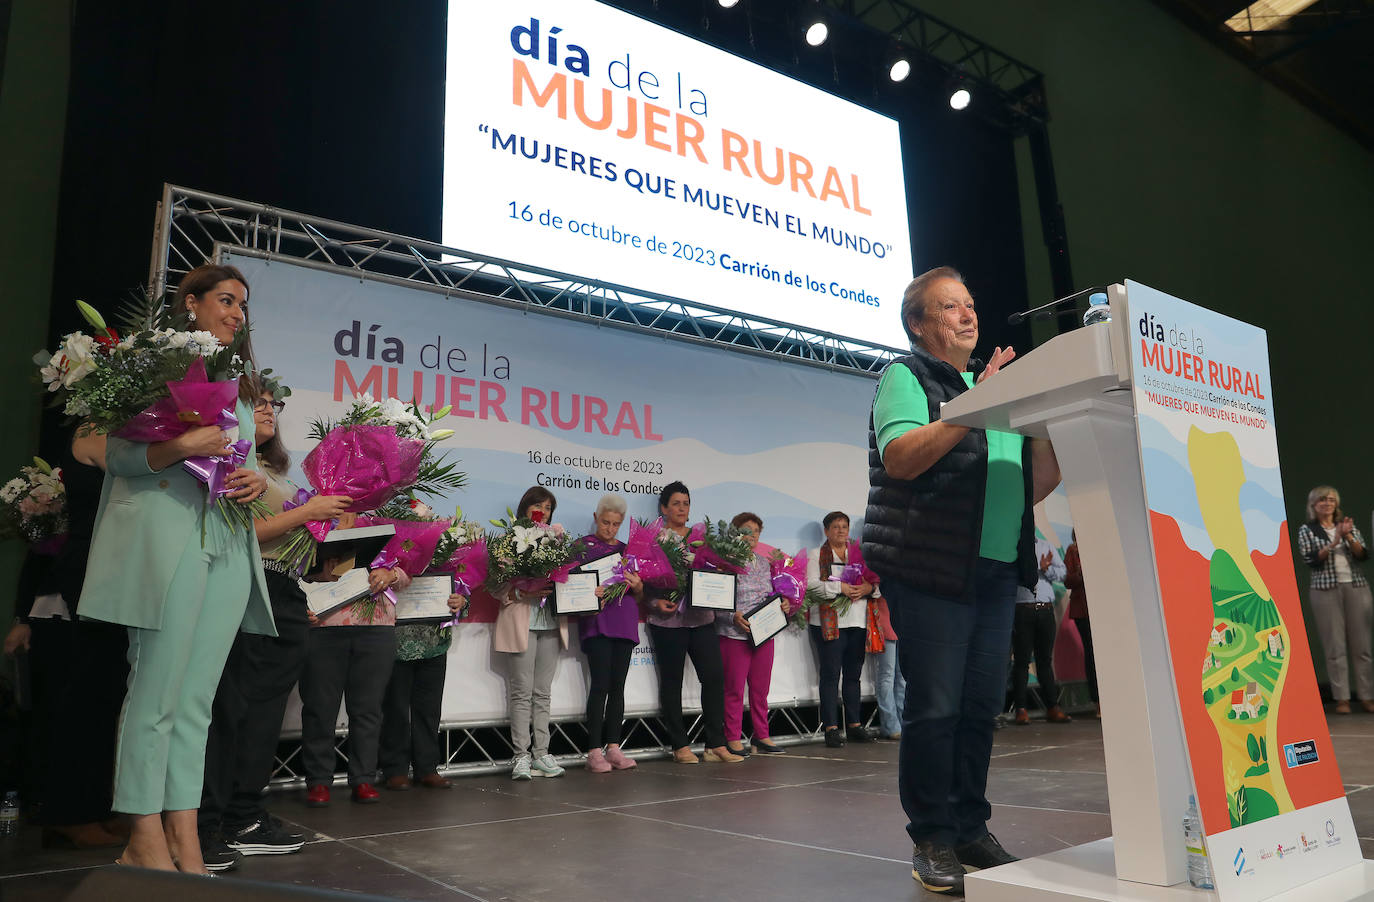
[966,839,1374,902]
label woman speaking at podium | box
[861,266,1060,894]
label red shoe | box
[351,782,381,804]
[305,784,331,807]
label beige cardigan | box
[491,582,571,653]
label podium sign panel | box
[1128,281,1359,900]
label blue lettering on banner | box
[1283,739,1320,768]
[1234,847,1246,875]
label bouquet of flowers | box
[35,300,269,533]
[485,507,576,594]
[686,519,754,574]
[769,548,808,606]
[653,520,697,601]
[0,457,67,549]
[274,394,465,574]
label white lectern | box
[939,283,1374,902]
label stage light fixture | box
[717,0,741,7]
[888,59,910,83]
[804,21,828,46]
[949,86,971,110]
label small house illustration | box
[1202,652,1218,674]
[1267,630,1284,658]
[1210,622,1230,646]
[1231,682,1262,718]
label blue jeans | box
[887,559,1018,846]
[873,639,907,737]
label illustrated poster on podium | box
[1129,281,1360,900]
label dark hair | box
[658,481,690,510]
[900,265,964,349]
[822,511,850,530]
[176,263,257,402]
[516,485,557,519]
[731,512,763,531]
[253,381,290,474]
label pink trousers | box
[719,635,775,742]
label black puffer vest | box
[860,347,1037,601]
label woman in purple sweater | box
[574,494,645,773]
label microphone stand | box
[1006,285,1107,326]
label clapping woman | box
[1298,486,1373,714]
[79,264,273,874]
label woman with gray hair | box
[1297,486,1371,714]
[572,494,645,772]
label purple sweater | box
[573,535,641,644]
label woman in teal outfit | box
[79,264,275,874]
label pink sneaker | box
[604,744,637,770]
[586,748,612,773]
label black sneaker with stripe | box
[225,815,306,856]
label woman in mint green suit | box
[80,264,274,874]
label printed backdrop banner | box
[1129,281,1359,900]
[230,254,880,727]
[442,0,914,349]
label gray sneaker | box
[531,754,566,778]
[511,753,533,781]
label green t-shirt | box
[872,363,1025,563]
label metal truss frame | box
[149,185,906,379]
[830,0,1049,130]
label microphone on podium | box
[1006,285,1108,326]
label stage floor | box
[5,712,1374,900]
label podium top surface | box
[940,320,1132,438]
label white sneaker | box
[511,754,532,781]
[531,754,565,778]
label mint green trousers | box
[112,527,250,815]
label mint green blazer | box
[79,399,275,635]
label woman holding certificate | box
[572,494,644,773]
[492,486,571,781]
[644,482,742,764]
[715,513,787,756]
[806,511,878,748]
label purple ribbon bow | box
[606,554,641,586]
[181,409,252,502]
[369,550,401,606]
[830,562,866,585]
[771,572,803,601]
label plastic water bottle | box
[1082,292,1112,327]
[0,791,18,838]
[1183,795,1214,889]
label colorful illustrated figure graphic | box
[1189,426,1293,827]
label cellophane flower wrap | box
[612,516,676,591]
[34,301,268,533]
[654,522,696,602]
[798,541,880,624]
[768,548,807,610]
[275,394,464,575]
[0,457,67,551]
[485,508,576,595]
[431,518,488,593]
[687,519,753,574]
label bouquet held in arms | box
[687,519,754,573]
[429,509,488,627]
[0,457,67,551]
[275,394,464,575]
[764,548,811,629]
[804,541,880,621]
[485,507,576,597]
[35,300,268,532]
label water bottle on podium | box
[1183,794,1215,889]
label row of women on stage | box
[5,262,904,876]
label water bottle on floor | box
[1183,794,1214,889]
[0,791,19,838]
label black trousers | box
[1011,603,1061,709]
[582,635,635,749]
[647,623,725,749]
[379,655,448,779]
[201,571,308,834]
[23,618,127,826]
[809,625,866,729]
[1074,617,1099,703]
[299,625,396,786]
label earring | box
[188,310,197,322]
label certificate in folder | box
[743,595,788,646]
[301,568,374,618]
[394,574,456,623]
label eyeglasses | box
[255,399,286,414]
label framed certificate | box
[393,574,455,623]
[743,595,788,646]
[829,562,847,581]
[554,571,601,615]
[690,571,736,610]
[577,552,622,585]
[301,568,373,618]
